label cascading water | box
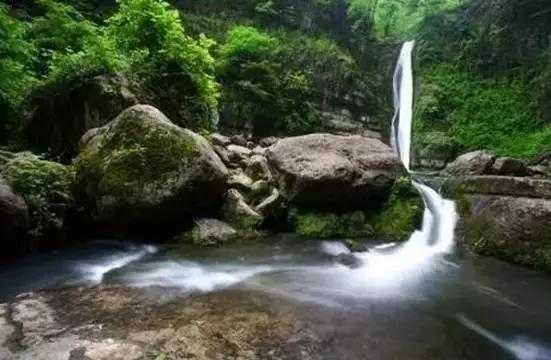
[390,40,458,253]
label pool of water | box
[1,235,551,359]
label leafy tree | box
[30,0,98,76]
[219,26,318,136]
[107,0,218,111]
[0,4,37,143]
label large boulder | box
[458,194,551,271]
[443,176,551,271]
[266,134,405,210]
[0,177,29,258]
[443,176,551,200]
[73,105,228,230]
[444,150,495,176]
[492,157,531,176]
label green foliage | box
[0,5,37,141]
[295,211,374,239]
[219,26,318,136]
[1,154,72,235]
[348,0,464,38]
[31,0,99,76]
[372,177,423,240]
[414,63,550,158]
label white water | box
[391,40,415,171]
[75,244,157,284]
[458,315,551,360]
[390,40,458,254]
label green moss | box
[1,154,72,235]
[295,211,374,239]
[372,177,424,241]
[73,109,199,202]
[414,63,549,159]
[462,206,551,272]
[2,154,72,208]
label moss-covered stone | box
[1,153,73,245]
[73,105,228,226]
[295,211,374,239]
[372,177,424,241]
[221,189,263,230]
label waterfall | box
[391,40,458,252]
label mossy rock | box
[73,105,228,227]
[371,177,424,241]
[295,210,374,239]
[221,189,263,230]
[371,198,424,241]
[1,153,73,247]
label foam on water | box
[116,260,273,292]
[75,244,157,284]
[458,314,551,360]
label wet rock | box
[492,157,531,176]
[335,253,364,268]
[210,133,231,147]
[227,144,252,163]
[221,189,263,229]
[444,150,495,176]
[212,144,233,167]
[256,188,282,214]
[459,195,551,271]
[251,180,271,199]
[73,105,228,230]
[266,134,405,210]
[185,218,237,246]
[0,287,310,360]
[227,170,254,193]
[246,155,272,182]
[0,177,29,258]
[443,176,551,270]
[230,134,248,147]
[442,176,551,199]
[1,154,72,252]
[259,136,279,148]
[251,145,267,156]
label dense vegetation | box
[0,0,549,159]
[413,0,551,160]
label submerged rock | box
[185,218,238,246]
[0,287,309,360]
[444,150,495,176]
[266,134,405,210]
[73,105,228,230]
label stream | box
[1,237,551,359]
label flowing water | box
[2,41,551,359]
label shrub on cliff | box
[0,4,37,143]
[218,25,318,136]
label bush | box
[414,63,549,159]
[107,0,218,111]
[31,0,99,76]
[219,26,319,136]
[0,4,37,142]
